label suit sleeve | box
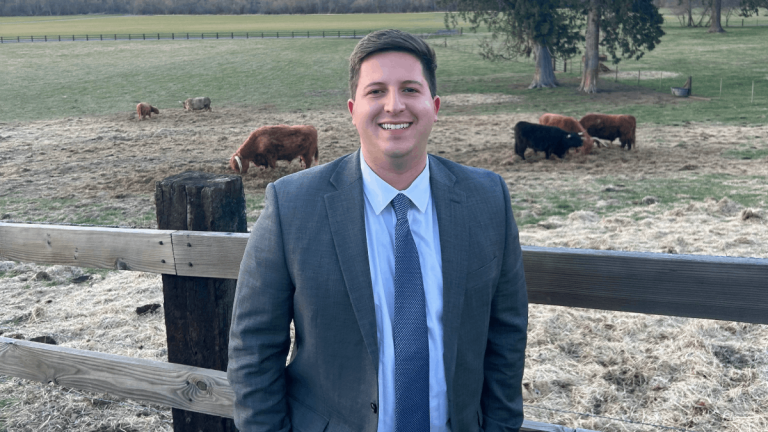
[481,175,529,432]
[228,182,293,432]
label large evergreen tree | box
[739,0,768,16]
[441,0,583,89]
[578,0,664,93]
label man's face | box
[348,51,440,169]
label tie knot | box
[392,193,411,222]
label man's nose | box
[384,91,405,113]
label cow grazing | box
[514,121,583,160]
[579,113,637,150]
[539,113,595,154]
[136,103,159,120]
[230,125,318,173]
[180,97,212,112]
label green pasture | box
[435,26,768,124]
[1,13,767,124]
[0,12,454,37]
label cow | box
[579,113,636,150]
[538,113,596,154]
[180,97,212,112]
[514,121,583,160]
[230,125,318,173]
[136,103,159,121]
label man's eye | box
[403,88,417,93]
[369,89,383,95]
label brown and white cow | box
[136,103,159,120]
[579,113,637,150]
[230,125,318,173]
[538,113,595,154]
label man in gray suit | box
[228,29,528,432]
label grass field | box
[0,12,767,124]
[0,12,454,37]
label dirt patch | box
[440,93,523,106]
[600,70,682,80]
[1,103,768,431]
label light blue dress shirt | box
[360,154,449,432]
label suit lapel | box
[429,155,468,402]
[325,150,379,368]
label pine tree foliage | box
[439,0,583,88]
[597,0,665,65]
[441,0,583,62]
[738,0,768,16]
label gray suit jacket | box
[228,150,528,432]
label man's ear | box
[347,99,354,116]
[433,95,441,120]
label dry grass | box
[1,105,767,431]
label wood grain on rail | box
[0,337,234,418]
[0,338,591,431]
[3,223,768,324]
[523,246,768,325]
[0,223,176,274]
[170,231,249,279]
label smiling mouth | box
[379,123,412,130]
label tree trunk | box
[687,0,694,26]
[529,42,558,89]
[708,0,726,32]
[579,1,600,94]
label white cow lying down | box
[180,97,211,111]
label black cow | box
[514,121,583,160]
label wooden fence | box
[0,28,461,44]
[2,221,768,432]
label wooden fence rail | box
[2,222,767,323]
[3,221,768,432]
[0,337,596,432]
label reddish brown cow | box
[136,103,159,121]
[579,113,637,150]
[230,125,318,173]
[539,113,595,154]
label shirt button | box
[370,402,378,414]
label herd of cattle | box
[136,97,212,120]
[134,100,637,170]
[515,113,637,160]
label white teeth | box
[380,123,411,130]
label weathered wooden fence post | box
[155,171,246,432]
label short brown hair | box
[348,29,437,100]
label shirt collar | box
[360,153,431,216]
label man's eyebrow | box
[363,80,424,89]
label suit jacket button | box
[370,403,378,414]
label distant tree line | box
[0,0,454,16]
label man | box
[228,29,528,432]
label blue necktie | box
[391,193,430,432]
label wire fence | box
[434,38,764,104]
[0,28,462,44]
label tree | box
[739,0,768,16]
[441,0,583,89]
[579,0,665,93]
[579,0,601,92]
[708,0,726,32]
